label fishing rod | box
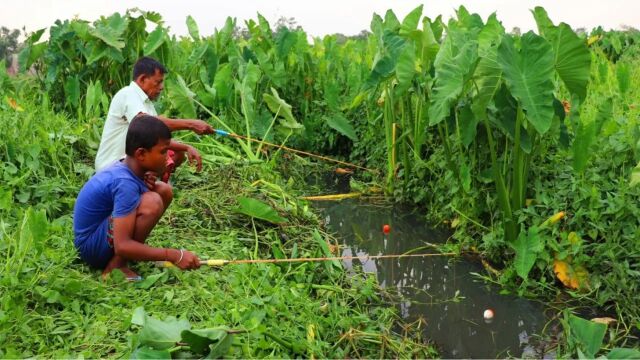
[212,129,377,173]
[158,252,458,268]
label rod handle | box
[214,129,230,136]
[156,260,228,268]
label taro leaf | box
[394,43,417,95]
[399,5,423,35]
[212,64,232,100]
[607,348,640,359]
[510,226,542,280]
[498,32,555,135]
[234,197,287,224]
[64,75,80,109]
[572,98,612,173]
[472,14,504,120]
[325,113,357,141]
[186,15,200,41]
[458,104,478,148]
[181,327,229,355]
[130,346,171,359]
[262,87,300,129]
[553,258,589,290]
[167,75,197,119]
[532,8,590,102]
[428,28,478,125]
[89,13,128,49]
[568,314,606,358]
[137,314,191,350]
[206,333,234,359]
[531,7,555,37]
[617,63,630,95]
[186,43,209,69]
[143,26,165,56]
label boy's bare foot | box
[102,256,140,280]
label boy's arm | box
[169,140,203,171]
[111,212,199,269]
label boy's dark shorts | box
[75,216,115,269]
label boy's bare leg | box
[102,190,172,279]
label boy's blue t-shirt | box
[73,162,148,250]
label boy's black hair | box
[125,115,171,156]
[132,57,167,80]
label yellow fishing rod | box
[212,129,377,173]
[158,252,458,268]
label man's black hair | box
[125,115,171,156]
[132,57,167,80]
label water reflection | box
[317,199,546,358]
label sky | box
[1,0,639,38]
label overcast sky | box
[1,0,638,38]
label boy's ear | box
[133,147,147,159]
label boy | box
[74,115,200,279]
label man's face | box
[138,138,170,174]
[137,69,164,100]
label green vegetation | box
[2,4,640,358]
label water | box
[316,198,548,358]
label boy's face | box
[137,138,170,174]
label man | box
[75,115,200,279]
[95,56,214,182]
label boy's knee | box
[139,192,165,218]
[154,182,173,206]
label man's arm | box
[157,115,214,135]
[111,212,199,269]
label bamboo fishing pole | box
[158,252,458,268]
[212,129,377,173]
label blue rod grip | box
[215,129,230,136]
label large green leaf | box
[428,29,478,125]
[234,197,287,224]
[134,309,191,350]
[617,63,630,95]
[568,314,606,358]
[394,43,416,95]
[130,346,171,359]
[89,13,128,49]
[325,113,357,141]
[262,87,301,129]
[399,5,423,35]
[472,14,504,120]
[572,98,612,173]
[212,63,232,100]
[607,348,640,359]
[186,15,200,40]
[510,226,542,280]
[532,8,591,102]
[167,75,197,119]
[143,26,166,56]
[498,32,555,135]
[181,327,230,355]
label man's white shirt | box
[94,81,158,171]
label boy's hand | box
[144,171,158,190]
[172,249,200,270]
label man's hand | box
[186,145,203,172]
[190,120,214,135]
[144,171,158,190]
[172,249,200,270]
